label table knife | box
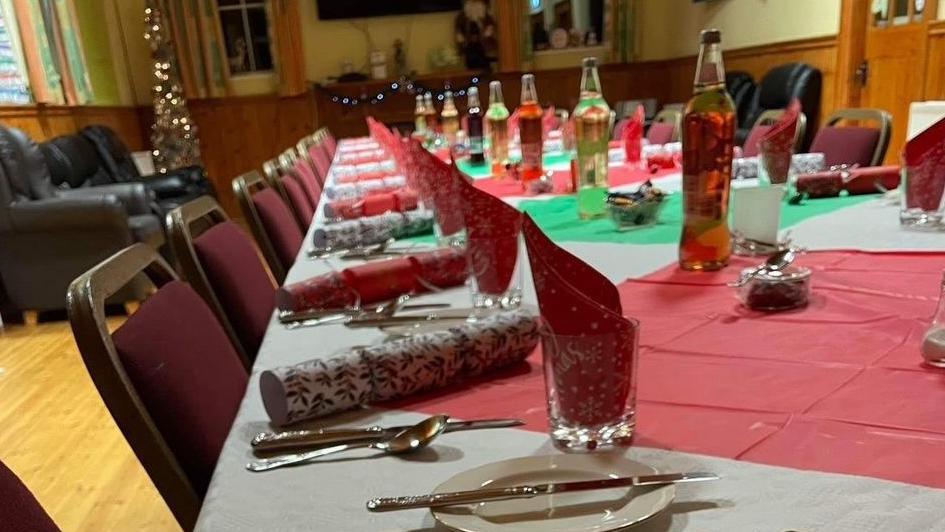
[366,472,719,512]
[345,309,478,329]
[252,418,524,453]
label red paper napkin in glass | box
[759,99,801,184]
[624,104,645,164]
[904,116,945,211]
[523,215,622,313]
[458,175,522,295]
[408,145,465,236]
[524,218,637,426]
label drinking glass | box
[466,234,523,310]
[900,165,945,230]
[539,320,639,452]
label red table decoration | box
[904,116,945,211]
[759,99,801,184]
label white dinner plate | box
[431,454,675,532]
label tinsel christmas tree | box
[144,0,201,173]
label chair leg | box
[123,301,140,316]
[22,310,38,326]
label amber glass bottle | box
[518,74,544,185]
[423,92,438,134]
[441,90,460,144]
[679,29,736,271]
[414,95,427,135]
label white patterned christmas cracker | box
[324,176,407,200]
[732,153,826,180]
[260,311,540,425]
[311,210,433,251]
[331,160,399,179]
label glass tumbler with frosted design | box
[540,321,639,452]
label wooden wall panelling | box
[925,21,945,100]
[0,104,146,149]
[188,93,316,216]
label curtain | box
[12,0,63,103]
[164,0,230,99]
[609,0,635,63]
[51,0,92,104]
[0,0,30,103]
[268,0,305,96]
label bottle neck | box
[468,93,481,110]
[579,65,603,99]
[489,84,504,106]
[694,43,726,90]
[521,80,538,104]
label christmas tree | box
[144,0,201,173]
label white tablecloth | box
[196,150,945,531]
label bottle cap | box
[582,57,598,68]
[468,87,478,96]
[700,29,721,44]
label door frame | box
[835,0,940,109]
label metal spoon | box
[246,415,449,472]
[732,248,797,287]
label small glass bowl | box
[737,266,812,311]
[607,196,665,231]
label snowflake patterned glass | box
[539,321,639,452]
[901,116,945,229]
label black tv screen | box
[317,0,462,20]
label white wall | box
[637,0,842,60]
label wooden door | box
[861,0,937,163]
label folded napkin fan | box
[624,104,646,164]
[276,247,469,312]
[260,310,540,425]
[904,116,945,212]
[311,210,433,251]
[323,176,407,201]
[758,99,801,184]
[458,175,522,295]
[524,215,636,427]
[795,165,901,198]
[323,190,419,221]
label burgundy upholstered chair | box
[291,157,322,209]
[281,175,315,228]
[645,108,681,145]
[232,170,303,283]
[612,118,631,142]
[308,142,332,183]
[320,128,338,157]
[741,108,808,158]
[808,108,892,167]
[0,460,59,531]
[167,196,277,364]
[67,244,248,529]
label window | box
[530,0,606,52]
[218,0,273,75]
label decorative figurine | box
[455,0,497,70]
[393,39,408,78]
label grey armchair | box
[0,126,164,313]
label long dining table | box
[196,140,945,531]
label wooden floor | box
[0,318,179,531]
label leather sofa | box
[42,126,213,214]
[725,71,757,129]
[737,63,822,150]
[0,126,163,312]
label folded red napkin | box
[759,99,801,184]
[523,215,637,427]
[324,190,419,220]
[276,248,468,312]
[542,106,558,134]
[645,151,677,172]
[458,175,522,295]
[796,165,901,198]
[260,310,539,425]
[624,104,646,164]
[904,116,945,211]
[404,139,465,236]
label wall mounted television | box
[317,0,462,20]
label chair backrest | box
[232,170,303,283]
[166,196,277,366]
[742,109,808,158]
[281,174,315,228]
[81,125,142,181]
[296,136,327,187]
[0,460,59,531]
[726,71,757,128]
[750,63,822,149]
[612,118,631,142]
[287,153,322,209]
[646,109,682,144]
[261,157,307,230]
[67,244,248,530]
[40,134,114,188]
[0,126,57,202]
[317,127,337,157]
[307,137,332,182]
[810,108,892,167]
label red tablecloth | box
[473,165,677,198]
[389,250,945,488]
